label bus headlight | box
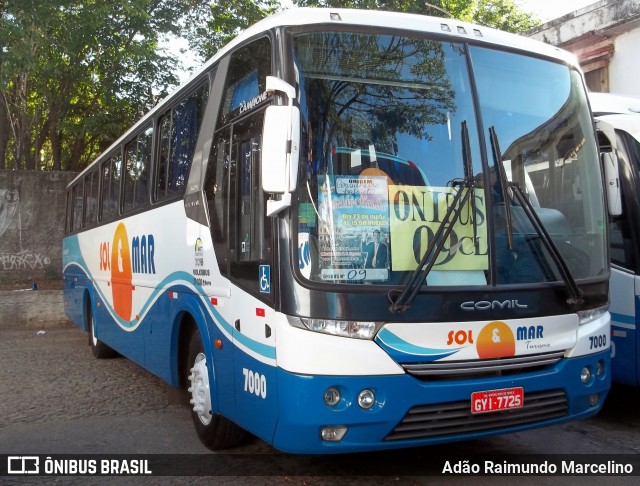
[596,360,606,377]
[323,387,341,407]
[320,426,348,442]
[577,305,608,325]
[580,366,592,384]
[291,317,382,340]
[357,389,376,410]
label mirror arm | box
[266,76,296,106]
[266,193,292,217]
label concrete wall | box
[0,290,70,329]
[527,0,640,47]
[0,170,78,289]
[609,27,640,94]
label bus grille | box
[384,389,567,442]
[401,351,565,380]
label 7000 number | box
[589,334,607,350]
[243,368,267,399]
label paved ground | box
[0,327,210,454]
[1,325,640,484]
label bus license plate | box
[471,387,524,414]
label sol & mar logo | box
[446,321,547,359]
[446,322,515,358]
[98,223,156,322]
[475,321,515,358]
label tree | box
[184,0,281,62]
[0,0,199,171]
[0,0,540,172]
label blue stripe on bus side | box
[610,312,636,327]
[62,253,276,361]
[375,327,461,362]
[154,271,276,360]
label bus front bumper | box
[271,349,610,454]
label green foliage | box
[0,0,195,171]
[0,0,540,172]
[184,0,281,62]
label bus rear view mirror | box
[262,105,300,215]
[595,118,622,217]
[602,151,622,216]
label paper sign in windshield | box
[388,185,488,271]
[317,175,390,282]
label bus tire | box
[187,328,247,450]
[88,306,117,359]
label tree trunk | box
[0,94,8,170]
[68,137,87,172]
[51,127,62,171]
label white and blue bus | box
[64,8,612,453]
[591,92,640,386]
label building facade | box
[527,0,640,96]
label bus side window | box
[71,182,83,232]
[100,153,122,222]
[157,113,171,200]
[83,170,98,228]
[155,82,209,201]
[65,191,73,234]
[123,125,152,213]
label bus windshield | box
[293,30,606,288]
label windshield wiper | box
[387,180,474,312]
[489,126,514,250]
[510,185,584,305]
[387,121,476,313]
[488,126,583,306]
[462,121,478,245]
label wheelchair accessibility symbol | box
[259,265,271,294]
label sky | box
[516,0,599,21]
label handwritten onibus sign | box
[389,185,488,271]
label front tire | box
[187,328,246,450]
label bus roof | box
[189,8,578,98]
[70,7,579,184]
[597,113,640,143]
[589,92,640,117]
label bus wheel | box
[187,329,246,450]
[88,306,116,359]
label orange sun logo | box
[476,321,515,359]
[111,223,132,322]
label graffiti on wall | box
[0,249,51,270]
[0,187,52,273]
[0,170,76,284]
[0,189,20,238]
